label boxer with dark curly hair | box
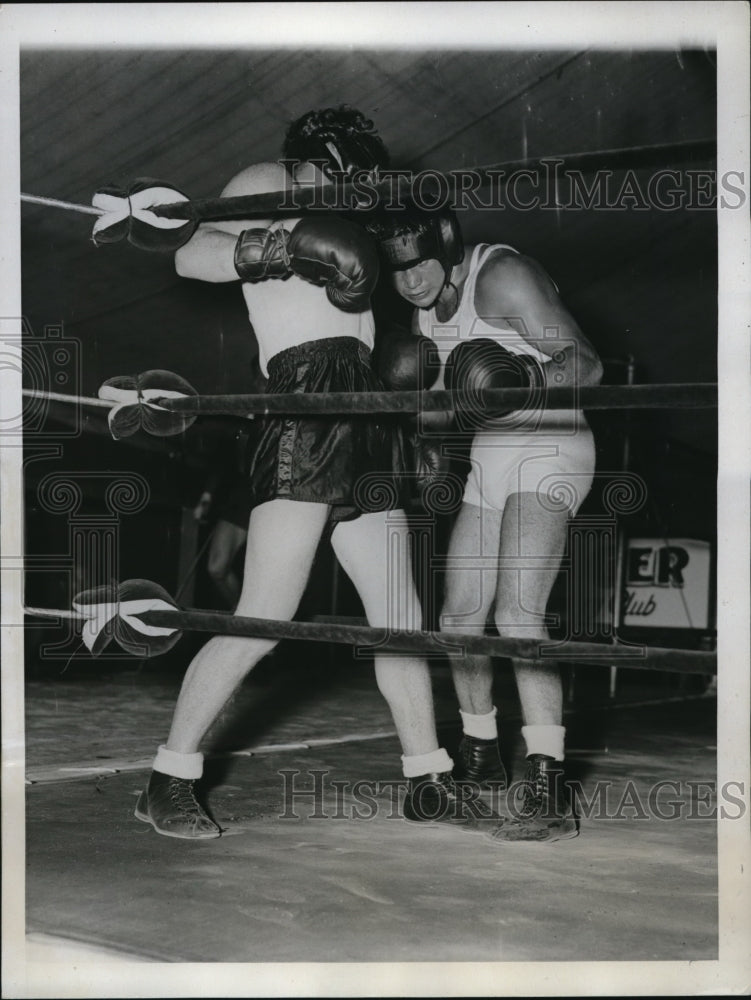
[282,105,390,179]
[135,110,475,840]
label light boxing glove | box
[234,216,379,312]
[445,338,544,428]
[98,369,199,440]
[92,178,196,251]
[373,327,441,392]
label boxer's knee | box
[441,580,492,634]
[492,604,549,642]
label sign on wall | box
[622,538,712,629]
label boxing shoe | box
[484,754,578,844]
[135,770,222,840]
[454,735,508,818]
[456,735,508,789]
[403,770,495,824]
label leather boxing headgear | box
[282,105,390,180]
[370,209,464,287]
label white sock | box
[401,747,454,778]
[153,744,204,780]
[521,725,565,762]
[459,707,498,741]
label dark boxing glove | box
[406,433,463,514]
[234,216,379,312]
[445,338,544,428]
[373,327,441,392]
[412,435,450,491]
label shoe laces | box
[519,760,550,817]
[168,777,204,817]
[435,771,456,794]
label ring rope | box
[152,383,717,415]
[24,604,716,675]
[20,140,716,224]
[23,388,114,409]
[23,382,718,417]
[20,179,413,223]
[21,193,104,217]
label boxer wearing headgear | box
[369,208,603,843]
[134,109,478,841]
[375,207,464,296]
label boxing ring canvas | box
[1,3,749,998]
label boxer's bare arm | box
[474,252,603,387]
[175,164,280,283]
[174,226,241,283]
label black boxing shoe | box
[484,754,578,844]
[403,770,495,824]
[135,770,222,840]
[457,735,508,789]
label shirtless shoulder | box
[220,161,292,198]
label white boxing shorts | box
[462,410,596,516]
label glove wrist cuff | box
[234,228,291,281]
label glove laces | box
[261,227,291,276]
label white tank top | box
[417,244,550,365]
[417,244,585,433]
[242,223,375,377]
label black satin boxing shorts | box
[247,337,409,522]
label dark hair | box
[282,105,390,178]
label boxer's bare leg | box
[136,499,330,839]
[331,511,440,758]
[488,491,577,843]
[440,502,507,791]
[493,492,569,730]
[333,510,472,823]
[165,499,330,754]
[441,502,500,715]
